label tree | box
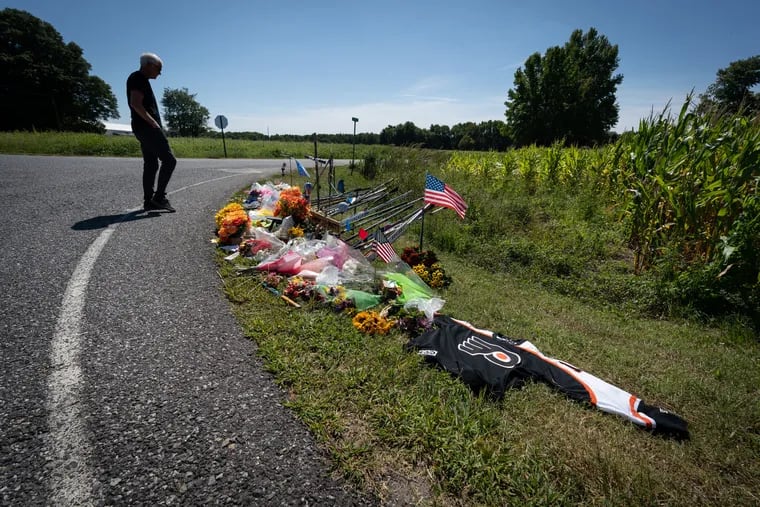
[425,124,453,150]
[451,122,479,150]
[477,120,511,151]
[697,55,760,117]
[505,28,622,147]
[0,8,118,132]
[379,121,424,146]
[161,87,210,137]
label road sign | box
[214,115,228,130]
[215,115,228,158]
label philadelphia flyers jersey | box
[407,315,689,440]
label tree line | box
[2,8,758,149]
[206,119,512,151]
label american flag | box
[424,174,468,219]
[372,228,399,263]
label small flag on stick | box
[424,173,467,219]
[295,159,310,178]
[372,228,399,263]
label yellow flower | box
[413,264,430,282]
[352,310,393,335]
[430,270,445,288]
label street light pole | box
[351,117,358,174]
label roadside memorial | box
[212,174,688,439]
[213,178,445,319]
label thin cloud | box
[399,94,458,103]
[224,97,504,135]
[398,76,462,102]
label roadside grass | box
[0,131,372,159]
[218,242,760,506]
[214,166,760,505]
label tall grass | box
[408,145,656,316]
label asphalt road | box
[0,155,376,506]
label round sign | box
[214,115,228,129]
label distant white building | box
[103,122,133,136]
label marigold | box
[215,202,244,228]
[274,187,310,223]
[217,208,251,245]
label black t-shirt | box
[126,70,161,130]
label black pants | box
[134,127,177,201]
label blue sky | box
[4,1,759,135]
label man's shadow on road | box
[71,210,166,231]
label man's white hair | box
[140,52,163,67]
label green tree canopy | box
[161,87,210,137]
[379,121,425,146]
[425,124,453,150]
[0,8,118,132]
[697,55,760,117]
[505,27,622,147]
[379,120,510,151]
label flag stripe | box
[424,174,467,219]
[374,242,397,263]
[372,229,398,263]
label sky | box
[4,1,759,135]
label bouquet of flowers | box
[238,238,273,258]
[400,247,453,289]
[352,310,393,335]
[283,276,323,303]
[215,202,251,245]
[274,187,310,224]
[322,285,355,313]
[215,202,244,228]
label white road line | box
[44,171,261,505]
[46,227,112,505]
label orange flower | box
[274,187,310,222]
[215,204,251,245]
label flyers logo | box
[458,336,521,369]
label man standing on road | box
[127,52,177,212]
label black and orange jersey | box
[407,315,689,440]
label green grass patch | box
[0,131,379,159]
[217,243,760,506]
[213,156,759,505]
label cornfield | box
[613,99,759,273]
[419,97,759,322]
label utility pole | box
[313,133,319,208]
[351,117,359,174]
